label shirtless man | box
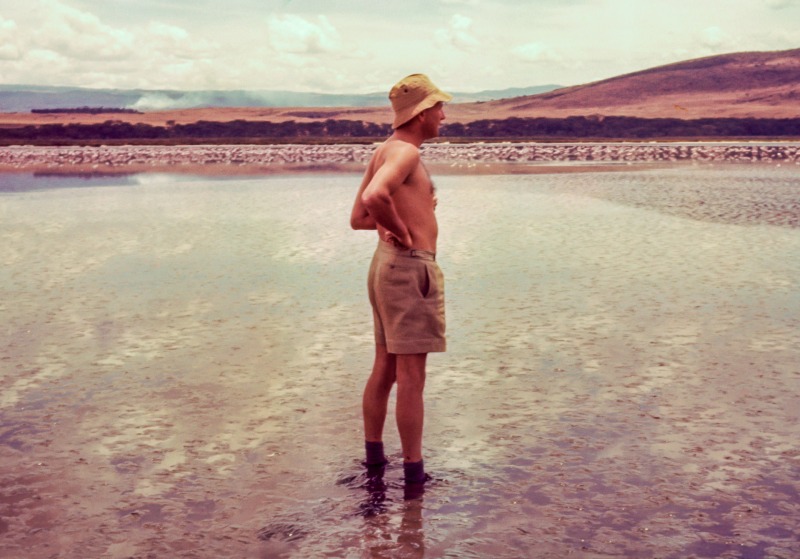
[350,74,451,484]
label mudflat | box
[1,164,798,558]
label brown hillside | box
[471,48,800,120]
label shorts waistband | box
[378,240,436,261]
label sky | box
[0,0,798,94]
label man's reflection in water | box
[360,464,426,558]
[359,464,390,518]
[397,483,425,557]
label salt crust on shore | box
[0,142,798,174]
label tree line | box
[2,116,799,142]
[31,107,143,114]
[446,116,800,139]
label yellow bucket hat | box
[389,74,453,129]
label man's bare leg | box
[396,353,427,482]
[362,344,396,464]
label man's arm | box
[350,172,377,230]
[360,145,418,248]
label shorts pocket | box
[421,266,431,298]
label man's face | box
[422,102,446,138]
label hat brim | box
[392,91,453,129]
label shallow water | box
[1,165,799,558]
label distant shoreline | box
[0,142,797,176]
[1,115,799,147]
[3,136,800,148]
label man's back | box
[362,138,439,252]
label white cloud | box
[0,0,224,88]
[699,26,731,50]
[148,21,190,43]
[267,14,341,54]
[0,0,798,93]
[435,14,480,51]
[761,27,800,48]
[35,0,135,60]
[511,42,561,63]
[765,0,796,8]
[145,21,216,59]
[14,48,71,83]
[0,17,21,60]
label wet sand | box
[1,164,799,558]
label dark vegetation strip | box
[1,116,799,144]
[30,107,143,115]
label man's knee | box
[372,344,397,377]
[396,353,427,389]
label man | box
[350,74,451,484]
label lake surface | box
[1,165,799,558]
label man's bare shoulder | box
[373,139,420,169]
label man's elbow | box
[360,191,375,211]
[361,191,387,213]
[351,214,376,230]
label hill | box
[463,48,800,120]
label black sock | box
[365,441,387,465]
[403,460,426,483]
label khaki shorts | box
[368,240,446,354]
